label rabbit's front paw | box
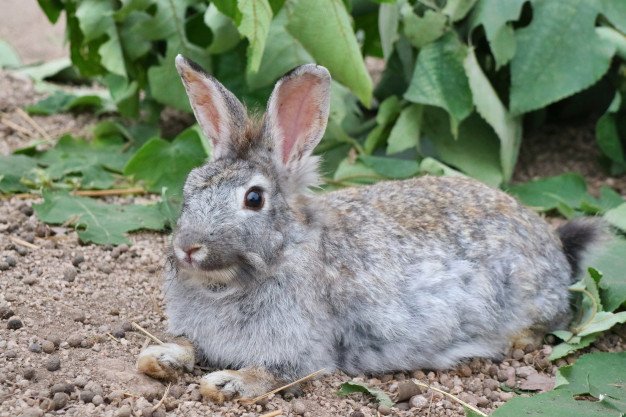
[136,342,195,380]
[199,368,276,404]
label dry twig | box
[0,115,36,138]
[106,332,123,344]
[239,369,326,405]
[15,108,53,142]
[152,382,171,413]
[131,322,164,345]
[411,379,487,416]
[259,410,283,417]
[9,236,39,250]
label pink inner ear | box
[181,69,221,142]
[276,73,322,163]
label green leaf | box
[37,0,64,23]
[105,74,139,117]
[359,155,420,179]
[596,27,626,60]
[587,237,626,311]
[378,1,400,60]
[463,47,522,181]
[34,191,166,245]
[419,157,466,178]
[549,334,598,361]
[214,0,242,23]
[576,311,626,337]
[124,128,208,194]
[605,203,626,232]
[401,6,448,49]
[16,58,72,81]
[510,0,615,115]
[0,155,38,193]
[598,0,626,33]
[205,4,241,54]
[387,104,422,154]
[285,0,373,106]
[333,158,382,185]
[506,173,589,213]
[596,92,625,167]
[442,0,478,22]
[405,33,473,134]
[247,9,313,90]
[337,381,395,408]
[26,90,105,116]
[469,0,526,69]
[237,0,273,74]
[36,135,131,189]
[0,40,21,69]
[364,96,401,154]
[420,108,503,187]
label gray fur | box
[163,62,599,387]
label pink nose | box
[183,246,201,262]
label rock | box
[19,204,34,216]
[7,316,23,329]
[140,406,154,417]
[92,394,104,406]
[409,394,429,409]
[458,364,472,377]
[5,256,17,267]
[51,383,74,394]
[0,306,15,319]
[483,378,499,391]
[80,390,95,403]
[23,367,36,380]
[512,349,525,360]
[0,261,10,271]
[292,399,307,415]
[395,381,424,402]
[84,382,103,396]
[41,340,55,354]
[5,350,17,359]
[116,405,132,417]
[396,402,410,411]
[23,276,38,285]
[73,312,86,323]
[18,408,43,417]
[98,358,164,401]
[52,392,69,410]
[112,328,125,339]
[516,366,536,378]
[499,391,515,401]
[477,395,490,406]
[46,355,61,371]
[72,254,85,267]
[47,335,62,347]
[74,376,88,388]
[67,333,83,348]
[169,385,184,399]
[63,267,77,282]
[377,405,391,415]
[350,412,365,417]
[519,373,555,392]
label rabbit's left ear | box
[264,65,331,172]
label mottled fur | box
[138,58,601,402]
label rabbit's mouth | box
[181,264,241,285]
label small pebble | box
[112,328,126,339]
[292,399,307,415]
[28,342,42,353]
[23,367,36,380]
[67,333,83,348]
[73,312,86,323]
[51,383,74,394]
[80,390,95,403]
[47,335,62,347]
[22,233,35,244]
[0,306,15,319]
[458,364,472,377]
[116,404,132,417]
[5,256,17,267]
[0,261,10,271]
[512,349,525,360]
[52,392,68,410]
[23,276,38,285]
[72,254,85,267]
[63,267,77,282]
[18,408,43,417]
[16,246,28,256]
[7,316,23,329]
[378,405,391,415]
[41,340,55,354]
[350,412,365,417]
[46,355,61,371]
[5,350,17,359]
[19,204,34,216]
[409,394,429,409]
[92,394,104,406]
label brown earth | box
[1,4,626,417]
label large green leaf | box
[205,3,241,54]
[0,155,38,193]
[238,0,273,74]
[442,0,478,22]
[378,1,399,60]
[401,6,448,49]
[37,0,64,23]
[386,104,422,155]
[596,93,625,169]
[359,155,419,179]
[26,90,106,115]
[469,0,526,69]
[464,47,521,181]
[420,108,503,187]
[506,173,589,213]
[510,0,615,115]
[587,237,626,312]
[124,128,208,194]
[34,191,166,245]
[405,33,473,134]
[247,10,313,90]
[0,40,21,69]
[285,0,373,106]
[598,0,626,33]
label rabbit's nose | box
[183,245,202,262]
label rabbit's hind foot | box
[200,368,278,404]
[136,341,195,380]
[509,327,545,351]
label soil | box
[1,6,626,416]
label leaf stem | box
[569,287,599,335]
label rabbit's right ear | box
[175,55,247,160]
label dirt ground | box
[1,5,626,417]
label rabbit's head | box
[170,55,331,284]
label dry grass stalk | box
[411,379,487,417]
[131,322,164,345]
[239,369,326,405]
[259,410,283,417]
[15,108,53,142]
[152,382,171,413]
[9,236,39,250]
[106,332,123,344]
[0,115,36,138]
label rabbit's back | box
[316,175,572,372]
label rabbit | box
[136,55,603,403]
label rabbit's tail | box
[556,217,607,279]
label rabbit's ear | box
[176,55,247,160]
[265,65,331,171]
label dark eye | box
[244,187,264,210]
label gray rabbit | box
[137,56,602,403]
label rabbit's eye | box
[244,187,264,210]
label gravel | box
[46,355,61,372]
